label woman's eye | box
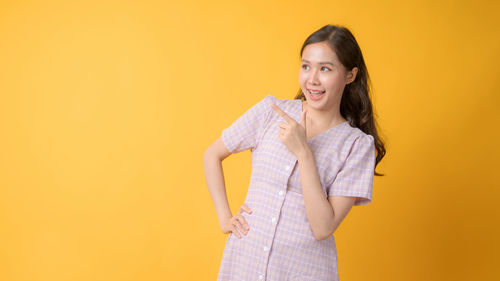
[301,65,330,71]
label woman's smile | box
[307,89,326,100]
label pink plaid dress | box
[218,95,376,281]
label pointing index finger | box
[270,103,294,123]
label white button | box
[271,217,277,223]
[263,246,269,252]
[285,165,290,171]
[258,274,264,280]
[278,190,284,196]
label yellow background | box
[1,0,499,280]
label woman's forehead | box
[302,42,339,63]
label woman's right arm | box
[203,137,232,231]
[203,137,251,237]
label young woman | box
[203,24,386,281]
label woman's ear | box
[346,67,358,84]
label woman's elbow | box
[314,232,331,241]
[313,227,335,241]
[205,137,231,161]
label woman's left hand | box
[270,103,309,157]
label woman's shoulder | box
[259,94,298,113]
[261,94,297,104]
[254,94,279,109]
[262,94,285,104]
[327,124,374,160]
[343,124,375,146]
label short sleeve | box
[327,134,376,206]
[221,95,275,153]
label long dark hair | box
[295,24,386,176]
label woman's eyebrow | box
[301,59,334,66]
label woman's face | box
[298,41,357,111]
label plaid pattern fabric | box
[218,95,376,281]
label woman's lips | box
[308,89,325,101]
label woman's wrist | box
[296,144,313,162]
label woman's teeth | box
[308,90,325,100]
[309,89,324,93]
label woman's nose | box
[308,70,320,84]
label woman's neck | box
[302,100,346,130]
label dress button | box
[271,217,277,223]
[285,165,290,171]
[278,190,284,196]
[263,246,269,252]
[258,274,264,280]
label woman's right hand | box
[220,204,252,238]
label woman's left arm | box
[270,103,356,241]
[297,148,356,241]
